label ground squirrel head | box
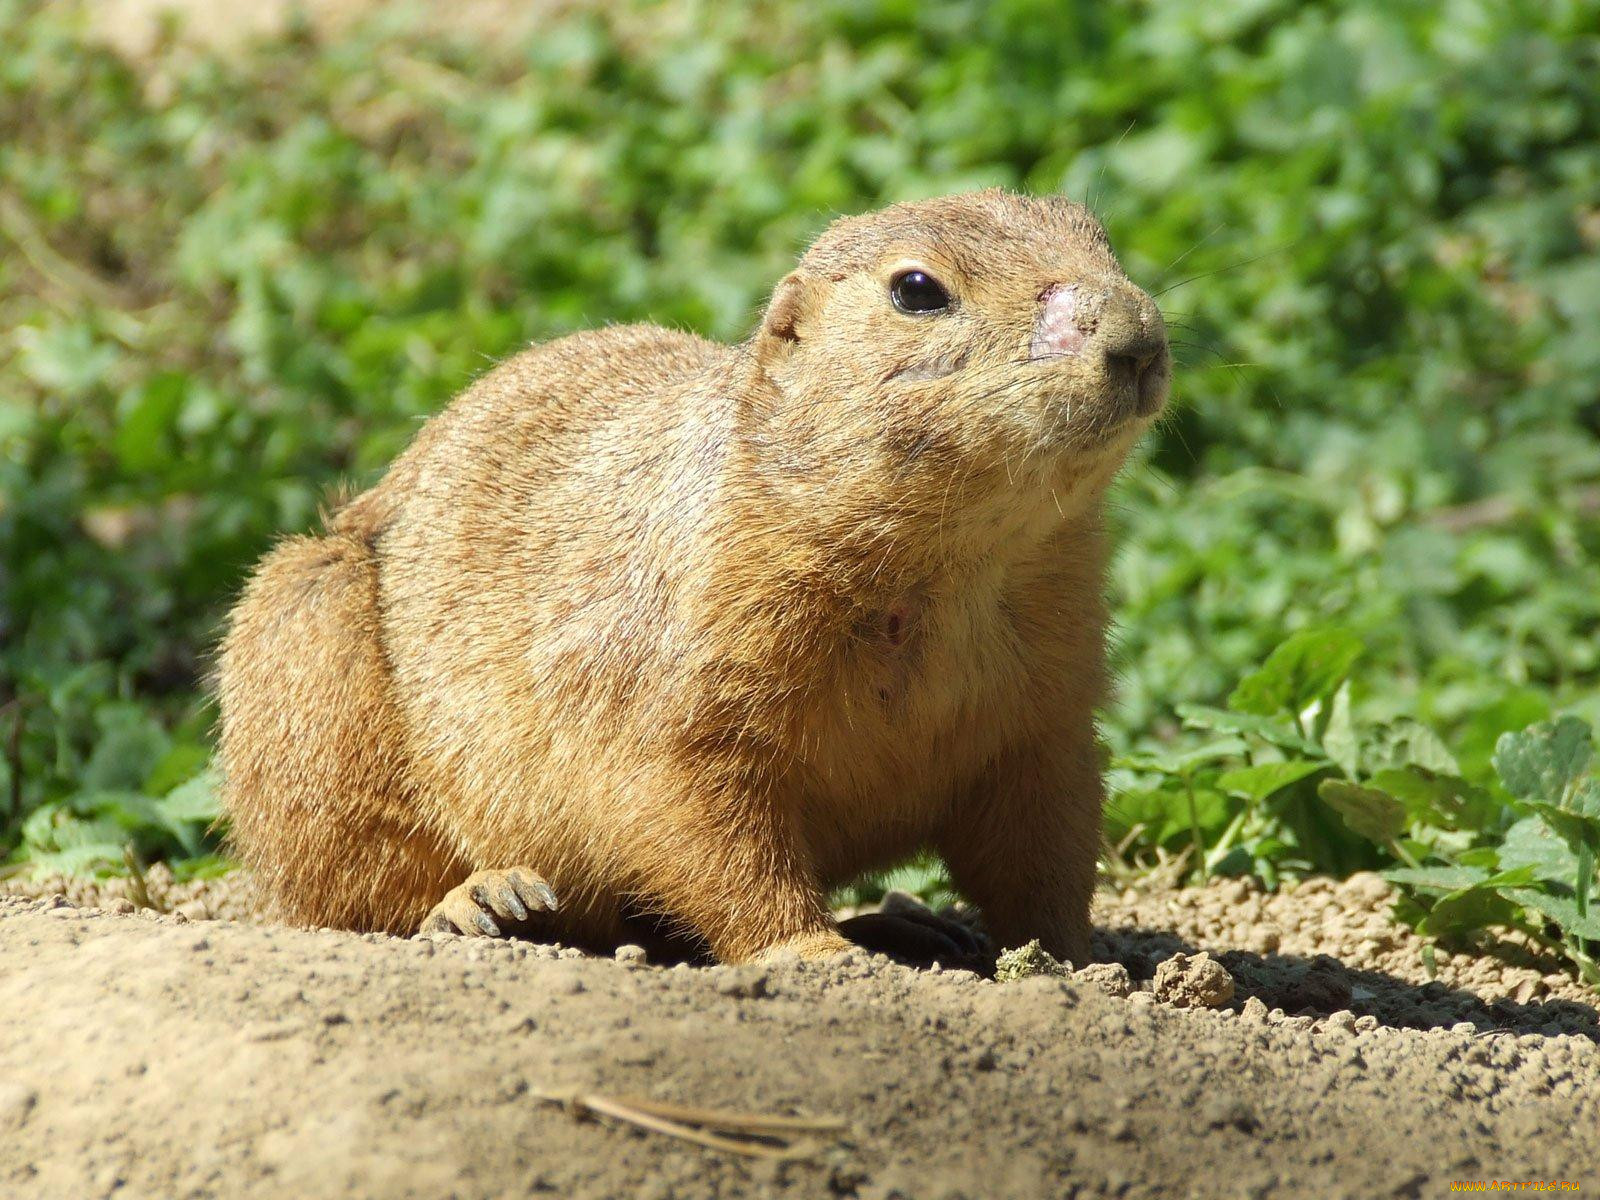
[750,189,1168,504]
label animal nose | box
[1102,333,1163,383]
[1097,292,1169,415]
[1029,282,1170,415]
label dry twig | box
[531,1089,847,1159]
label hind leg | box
[218,532,469,933]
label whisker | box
[1157,223,1226,282]
[1153,243,1296,299]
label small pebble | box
[1321,1010,1357,1036]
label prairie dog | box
[217,189,1170,964]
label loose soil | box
[3,872,1597,1199]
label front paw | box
[750,930,855,964]
[419,867,558,938]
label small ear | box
[757,271,818,356]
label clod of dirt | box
[712,968,770,999]
[175,899,211,922]
[1151,951,1235,1009]
[1072,962,1133,999]
[993,939,1072,982]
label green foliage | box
[1,0,1597,972]
[1113,627,1600,982]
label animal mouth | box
[885,350,969,384]
[1034,385,1147,453]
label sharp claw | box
[474,911,501,937]
[534,880,559,911]
[500,884,528,922]
[507,872,541,911]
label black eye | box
[890,269,951,314]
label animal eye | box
[890,270,951,314]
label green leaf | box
[1318,779,1405,842]
[1367,767,1498,833]
[1454,691,1552,783]
[1384,865,1538,939]
[1174,705,1324,757]
[1114,737,1248,775]
[157,770,220,824]
[1208,846,1255,877]
[1417,887,1521,940]
[1493,716,1594,804]
[1106,784,1230,847]
[1227,627,1362,718]
[1493,718,1600,852]
[1321,682,1359,778]
[144,743,213,798]
[171,854,236,881]
[1497,815,1582,884]
[1522,779,1600,851]
[1369,720,1460,776]
[19,844,127,876]
[1217,759,1327,804]
[114,372,187,473]
[64,791,164,836]
[1382,865,1493,892]
[1501,888,1600,942]
[82,705,171,793]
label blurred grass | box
[1,0,1598,881]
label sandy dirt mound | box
[4,885,1598,1199]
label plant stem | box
[1386,838,1422,870]
[1182,773,1207,881]
[1205,807,1250,871]
[1575,842,1594,921]
[1565,934,1600,987]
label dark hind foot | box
[419,867,558,938]
[838,893,991,969]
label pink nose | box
[1029,284,1089,359]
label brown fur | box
[216,189,1169,963]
